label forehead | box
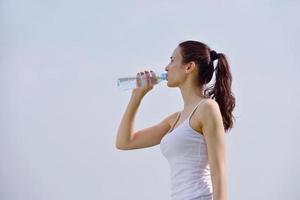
[171,46,181,58]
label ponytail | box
[204,53,236,132]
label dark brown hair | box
[178,40,236,132]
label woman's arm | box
[115,70,161,149]
[201,100,227,200]
[115,92,144,149]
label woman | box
[116,40,236,200]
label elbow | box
[115,142,123,150]
[115,143,129,150]
[115,134,132,150]
[116,145,125,150]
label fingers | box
[136,72,142,87]
[150,70,157,84]
[136,70,156,88]
[145,71,151,85]
[145,70,156,86]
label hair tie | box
[210,50,219,61]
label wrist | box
[131,90,146,99]
[130,92,145,102]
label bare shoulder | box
[199,98,224,134]
[196,98,219,114]
[198,98,222,119]
[164,111,181,127]
[202,98,220,109]
[195,98,221,129]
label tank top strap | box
[169,111,181,132]
[168,98,207,133]
[187,98,207,120]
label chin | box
[166,81,176,88]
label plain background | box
[1,0,299,200]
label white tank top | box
[160,99,213,200]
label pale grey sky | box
[1,1,299,200]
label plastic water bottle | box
[117,72,168,91]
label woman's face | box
[165,46,186,87]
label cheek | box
[169,63,178,72]
[167,72,182,86]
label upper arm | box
[201,100,226,173]
[120,111,180,150]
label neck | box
[179,81,206,111]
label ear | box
[185,61,197,73]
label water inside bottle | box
[117,72,167,91]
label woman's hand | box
[131,70,158,97]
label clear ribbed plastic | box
[117,72,167,91]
